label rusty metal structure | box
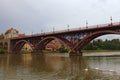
[1,22,120,56]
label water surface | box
[0,52,120,80]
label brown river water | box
[0,52,120,80]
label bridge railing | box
[112,22,120,26]
[11,22,120,39]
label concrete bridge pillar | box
[69,50,82,56]
[7,40,11,53]
[0,39,11,53]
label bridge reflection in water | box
[0,53,120,80]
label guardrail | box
[11,22,120,39]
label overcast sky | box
[0,0,120,39]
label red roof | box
[5,28,19,34]
[18,34,25,37]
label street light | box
[86,20,88,28]
[110,16,112,25]
[67,24,69,31]
[53,27,55,33]
[32,32,33,35]
[41,29,43,34]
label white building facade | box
[4,28,19,39]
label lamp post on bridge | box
[53,27,55,33]
[41,29,43,34]
[110,16,112,25]
[31,32,33,36]
[68,24,69,31]
[86,20,88,28]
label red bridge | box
[1,22,120,56]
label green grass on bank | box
[42,50,60,53]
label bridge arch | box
[35,36,73,50]
[12,40,34,52]
[0,42,3,48]
[72,30,120,51]
[4,42,8,50]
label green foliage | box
[0,34,4,39]
[0,48,5,54]
[20,50,32,54]
[83,39,120,50]
[59,45,68,53]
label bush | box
[59,45,68,53]
[0,48,5,54]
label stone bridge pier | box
[0,39,11,53]
[69,50,82,56]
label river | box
[0,52,120,80]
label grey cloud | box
[0,0,120,39]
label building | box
[4,28,19,39]
[45,39,63,51]
[22,43,32,51]
[4,28,25,39]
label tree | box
[59,45,68,53]
[0,34,4,39]
[83,39,120,50]
[0,48,5,54]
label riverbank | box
[44,50,120,53]
[83,50,120,57]
[31,50,120,54]
[42,50,60,53]
[82,50,120,53]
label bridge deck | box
[11,22,120,40]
